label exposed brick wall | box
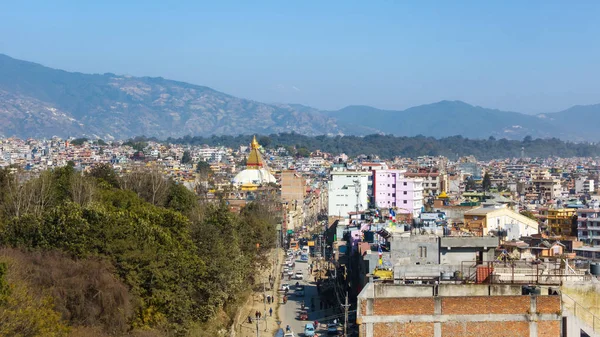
[442,296,530,315]
[373,298,434,315]
[536,296,561,314]
[466,321,529,337]
[537,321,560,337]
[373,322,434,337]
[442,321,530,336]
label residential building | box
[280,170,306,203]
[463,204,539,240]
[576,207,600,246]
[328,165,370,218]
[538,207,577,236]
[575,177,595,194]
[357,283,562,337]
[371,169,424,217]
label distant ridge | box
[0,53,599,140]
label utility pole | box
[343,292,350,337]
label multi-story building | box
[371,169,424,217]
[538,207,577,236]
[577,207,600,246]
[405,170,447,197]
[575,177,595,194]
[328,164,370,218]
[280,170,306,203]
[525,174,561,201]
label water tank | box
[591,263,600,276]
[441,272,453,281]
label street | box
[278,254,341,337]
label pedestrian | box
[267,295,271,304]
[269,307,273,317]
[248,315,252,324]
[255,311,259,319]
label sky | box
[1,0,599,113]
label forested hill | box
[166,134,600,160]
[0,164,278,336]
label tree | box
[465,177,476,191]
[482,172,491,192]
[196,160,212,177]
[70,138,88,146]
[181,150,192,164]
[258,136,271,148]
[520,210,538,221]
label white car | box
[280,283,290,291]
[284,332,295,337]
[287,269,294,276]
[295,271,303,280]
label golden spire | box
[246,135,263,169]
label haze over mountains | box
[1,53,599,141]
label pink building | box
[371,169,424,218]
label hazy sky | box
[1,1,599,113]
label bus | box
[289,240,299,251]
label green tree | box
[520,210,538,221]
[181,150,192,164]
[196,160,213,177]
[70,138,88,146]
[482,172,491,192]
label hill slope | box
[0,53,597,140]
[325,101,561,140]
[0,54,341,139]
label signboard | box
[421,213,441,220]
[287,229,294,234]
[308,241,315,247]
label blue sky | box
[1,1,599,113]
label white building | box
[328,167,370,218]
[575,177,595,194]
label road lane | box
[278,253,343,336]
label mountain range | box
[1,53,599,141]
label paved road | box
[278,255,339,337]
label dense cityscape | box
[0,134,599,336]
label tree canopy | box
[0,165,279,336]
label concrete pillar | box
[529,295,538,337]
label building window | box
[403,191,407,195]
[419,246,427,258]
[392,193,396,197]
[392,184,396,188]
[403,200,407,204]
[404,182,407,186]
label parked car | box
[287,269,294,276]
[284,333,295,337]
[280,283,290,291]
[295,271,303,280]
[327,323,339,335]
[304,323,315,337]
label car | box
[327,323,339,335]
[284,333,295,337]
[280,283,290,291]
[295,271,303,280]
[304,323,315,337]
[287,269,294,276]
[300,254,309,262]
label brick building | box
[357,283,561,337]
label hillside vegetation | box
[0,164,278,336]
[167,133,600,160]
